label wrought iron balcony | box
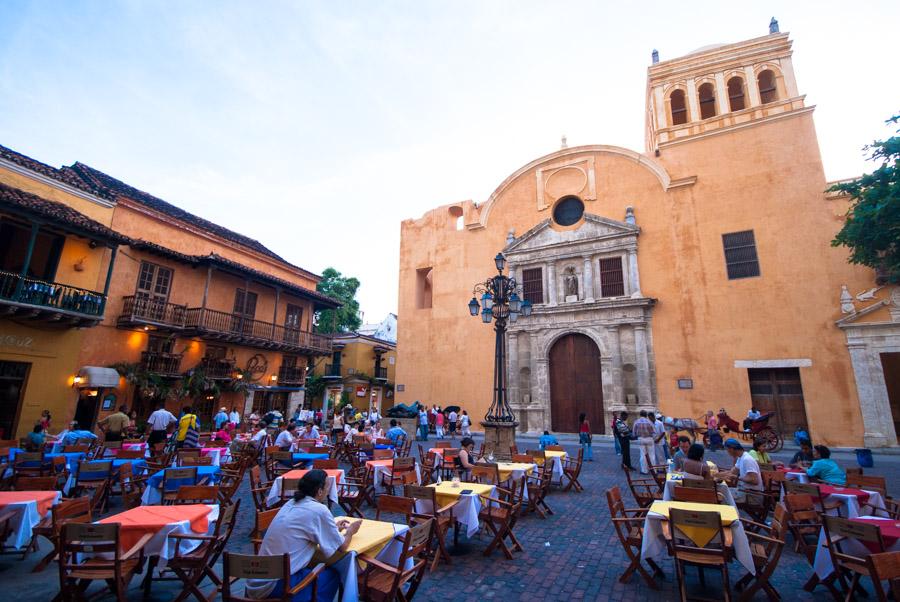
[278,365,306,384]
[182,307,332,355]
[200,356,236,380]
[117,295,187,330]
[323,363,342,379]
[0,270,106,327]
[375,366,388,380]
[140,350,183,377]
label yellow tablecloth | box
[428,482,495,507]
[649,501,738,548]
[496,462,535,482]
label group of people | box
[612,409,669,473]
[416,405,471,441]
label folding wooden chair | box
[562,448,584,492]
[372,448,394,460]
[434,441,451,449]
[358,518,433,602]
[58,522,148,602]
[623,465,662,508]
[525,449,545,464]
[524,461,554,518]
[174,485,220,505]
[673,485,719,504]
[216,469,243,505]
[439,449,460,481]
[250,508,280,553]
[784,480,842,516]
[735,502,788,601]
[867,550,900,602]
[338,466,375,518]
[822,515,885,600]
[222,552,325,602]
[249,465,274,512]
[471,463,501,485]
[13,451,49,477]
[61,445,90,454]
[847,474,888,498]
[417,445,437,485]
[375,494,416,524]
[14,475,59,491]
[478,477,525,559]
[312,458,338,469]
[404,484,458,570]
[100,440,123,458]
[668,508,733,602]
[181,455,214,467]
[278,478,301,505]
[381,456,418,495]
[30,496,92,572]
[606,486,661,589]
[72,460,113,513]
[162,467,199,505]
[511,453,534,464]
[115,449,145,460]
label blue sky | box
[1,1,898,320]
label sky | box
[1,1,898,321]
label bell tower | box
[645,20,809,153]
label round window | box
[553,196,584,226]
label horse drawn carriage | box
[664,410,783,452]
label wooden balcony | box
[0,270,106,327]
[182,307,332,355]
[375,366,388,381]
[323,363,342,379]
[200,356,236,380]
[117,295,186,330]
[278,365,306,385]
[140,350,183,377]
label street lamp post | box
[467,252,532,459]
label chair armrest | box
[168,533,217,542]
[287,563,325,594]
[479,495,512,508]
[744,531,783,546]
[739,518,771,531]
[122,533,154,560]
[357,554,402,574]
[436,500,459,515]
[611,517,649,525]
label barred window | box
[598,257,625,297]
[521,268,543,304]
[722,230,760,279]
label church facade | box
[395,26,900,447]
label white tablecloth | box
[827,489,886,519]
[0,492,61,550]
[335,523,411,602]
[663,476,736,506]
[641,508,755,575]
[266,471,344,507]
[370,462,421,493]
[813,517,900,578]
[414,486,493,538]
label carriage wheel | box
[759,427,782,453]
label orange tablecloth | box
[100,504,211,553]
[366,459,394,469]
[281,469,345,483]
[0,491,60,517]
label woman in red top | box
[579,413,593,461]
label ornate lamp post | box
[467,252,532,459]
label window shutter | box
[598,257,625,297]
[521,268,544,304]
[722,230,760,279]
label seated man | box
[538,430,559,451]
[275,423,298,452]
[299,421,320,441]
[671,436,692,472]
[721,438,763,500]
[807,445,846,485]
[385,420,406,445]
[790,439,815,468]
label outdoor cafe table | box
[813,516,900,578]
[641,500,755,575]
[366,459,422,493]
[266,469,345,506]
[9,447,85,472]
[820,485,886,518]
[776,466,809,483]
[98,504,219,569]
[318,518,411,602]
[287,452,330,468]
[0,490,61,550]
[424,482,495,537]
[495,462,536,499]
[200,447,229,466]
[141,465,222,505]
[663,473,737,506]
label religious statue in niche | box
[564,267,579,301]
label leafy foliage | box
[830,114,900,283]
[315,267,362,334]
[305,374,326,400]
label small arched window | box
[698,82,716,119]
[758,69,778,104]
[727,76,745,111]
[669,89,687,125]
[448,206,464,231]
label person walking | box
[614,411,633,470]
[228,406,241,428]
[435,407,445,439]
[611,414,621,456]
[650,412,668,461]
[98,405,130,442]
[147,403,177,446]
[447,408,458,439]
[578,413,593,461]
[418,406,429,441]
[460,410,471,437]
[633,410,656,474]
[177,406,200,448]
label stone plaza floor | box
[1,438,897,600]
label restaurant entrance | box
[0,360,29,439]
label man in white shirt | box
[724,438,763,502]
[275,424,297,451]
[300,422,320,441]
[632,410,656,474]
[447,409,458,439]
[147,403,177,446]
[650,413,668,461]
[228,407,241,428]
[251,422,271,449]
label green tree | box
[315,267,361,334]
[830,114,900,283]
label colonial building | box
[395,25,900,447]
[0,144,338,436]
[312,330,397,416]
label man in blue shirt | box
[539,430,559,450]
[214,407,229,431]
[386,419,406,445]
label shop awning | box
[77,366,120,388]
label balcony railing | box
[323,363,342,378]
[118,295,187,329]
[182,307,332,355]
[0,270,106,326]
[375,366,388,380]
[278,365,306,384]
[140,350,183,377]
[200,356,236,380]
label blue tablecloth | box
[9,448,85,471]
[146,465,221,490]
[288,453,330,467]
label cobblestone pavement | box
[2,440,897,600]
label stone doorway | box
[549,333,605,433]
[882,353,900,442]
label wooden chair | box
[623,465,662,508]
[511,453,534,464]
[249,465,274,512]
[250,508,279,553]
[439,449,460,481]
[822,514,885,600]
[381,457,417,495]
[435,441,451,449]
[417,445,437,486]
[338,466,375,518]
[100,440,123,458]
[847,474,888,498]
[668,508,733,602]
[278,478,301,505]
[181,455,214,467]
[524,461,554,518]
[644,452,668,490]
[471,463,501,485]
[115,449,145,460]
[372,449,394,460]
[222,552,325,602]
[545,444,565,452]
[58,522,148,602]
[358,518,433,602]
[735,502,788,601]
[13,451,49,477]
[478,478,525,559]
[404,484,458,571]
[673,485,719,504]
[72,460,113,513]
[375,494,416,524]
[216,468,243,505]
[606,486,662,589]
[784,480,843,516]
[562,448,584,492]
[162,467,199,504]
[525,449,545,464]
[312,458,338,470]
[174,485,220,505]
[30,496,92,573]
[62,445,90,454]
[14,475,59,491]
[867,550,900,602]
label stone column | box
[627,249,641,296]
[634,324,653,406]
[744,66,761,107]
[686,78,700,122]
[582,256,595,303]
[606,325,623,406]
[546,262,558,306]
[508,262,516,283]
[507,330,520,406]
[535,356,551,432]
[847,338,897,447]
[714,72,729,115]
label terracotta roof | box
[67,162,299,265]
[0,144,113,200]
[0,181,129,244]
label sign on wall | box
[355,385,367,397]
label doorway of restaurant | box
[74,390,101,431]
[0,360,30,439]
[881,353,900,444]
